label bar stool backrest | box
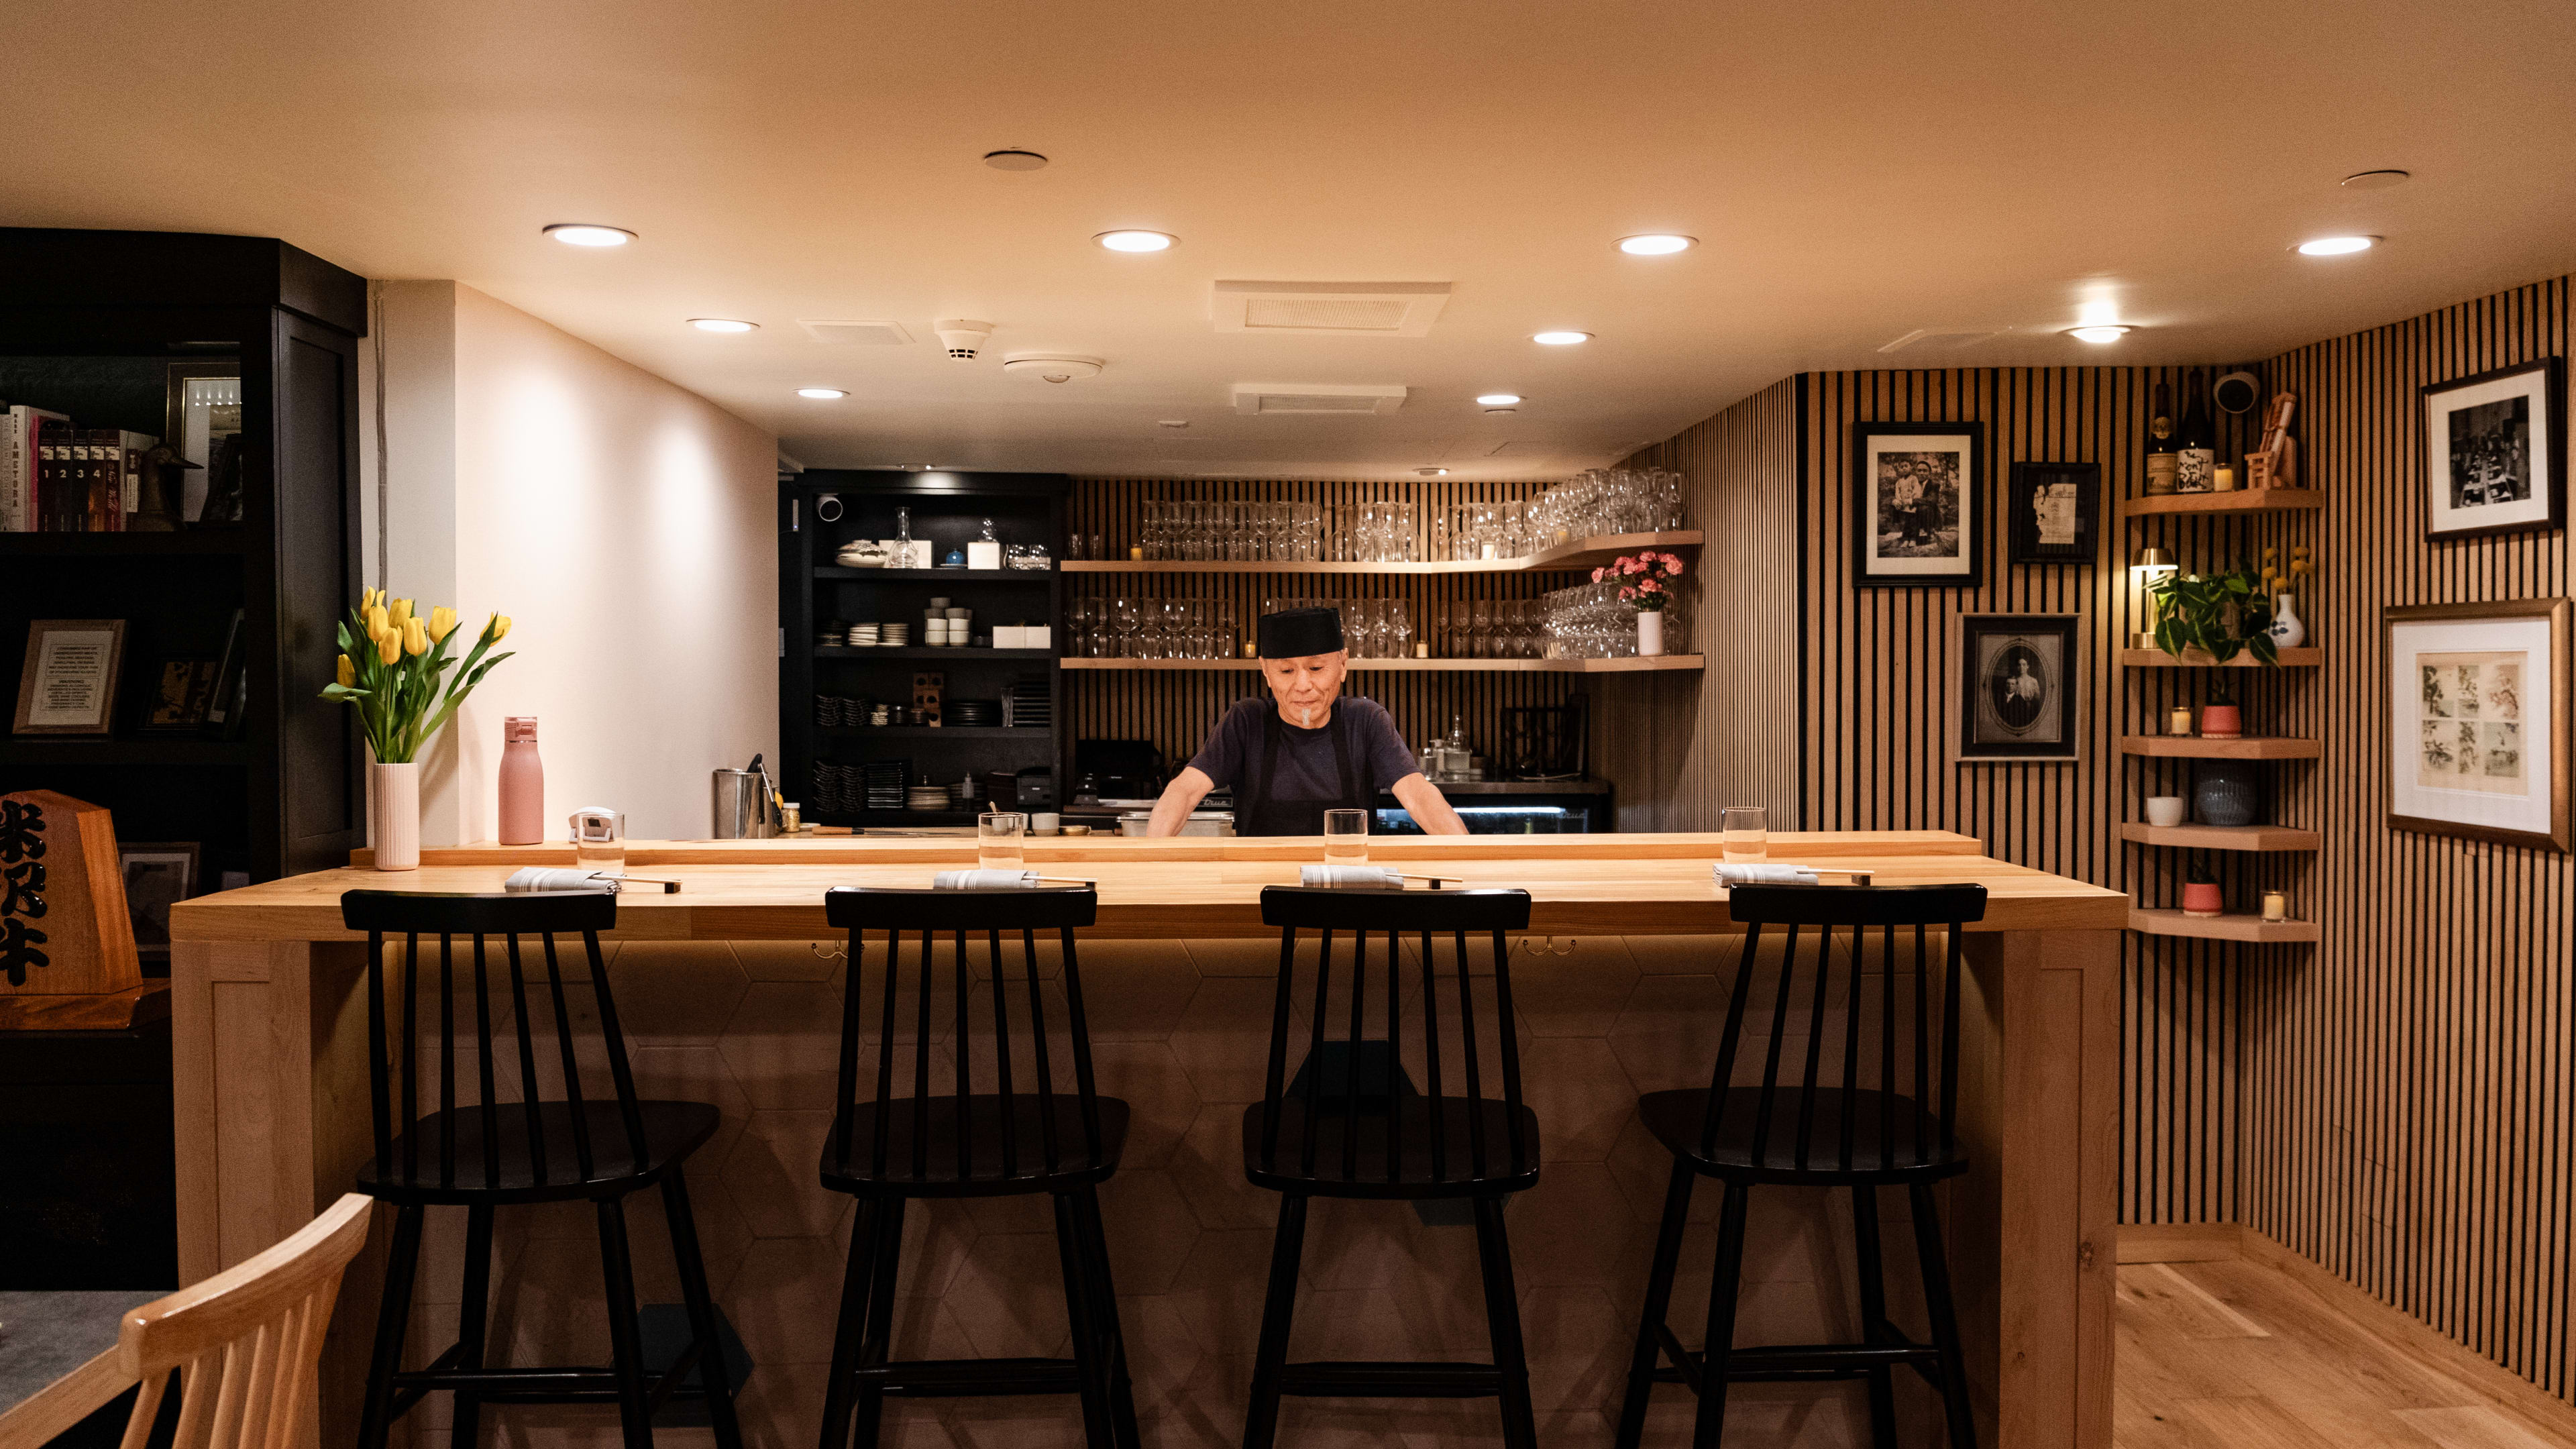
[338,890,645,1188]
[822,887,1105,1181]
[1713,883,1988,1172]
[1252,886,1534,1185]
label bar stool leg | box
[850,1198,908,1449]
[1909,1183,1979,1449]
[357,1203,425,1449]
[1241,1194,1309,1449]
[1472,1195,1538,1449]
[1073,1187,1142,1449]
[1689,1182,1751,1449]
[818,1201,885,1449]
[1614,1160,1696,1449]
[451,1204,495,1449]
[663,1174,746,1449]
[1054,1193,1118,1448]
[1849,1186,1899,1449]
[596,1197,657,1449]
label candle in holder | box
[2261,890,2288,922]
[2214,464,2238,492]
[2168,705,2193,735]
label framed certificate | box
[13,620,127,736]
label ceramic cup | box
[2145,796,2187,828]
[1031,811,1061,835]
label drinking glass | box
[1390,602,1414,658]
[1720,806,1768,863]
[1324,808,1370,863]
[979,812,1028,871]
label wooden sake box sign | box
[1,790,154,1028]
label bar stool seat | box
[361,1100,720,1203]
[822,1093,1130,1197]
[1238,1097,1540,1199]
[1635,1087,1968,1185]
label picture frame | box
[2384,598,2569,851]
[139,656,217,733]
[118,842,200,964]
[164,361,242,525]
[1854,421,1985,587]
[2006,461,2100,566]
[13,619,127,737]
[2421,358,2565,541]
[1957,613,2080,762]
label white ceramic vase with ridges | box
[1638,610,1664,657]
[370,761,420,871]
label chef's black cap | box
[1256,606,1345,658]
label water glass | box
[1324,808,1370,863]
[979,812,1027,871]
[1719,806,1768,863]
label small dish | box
[1061,824,1092,837]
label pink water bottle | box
[499,716,544,845]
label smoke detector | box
[1003,353,1104,383]
[933,319,995,360]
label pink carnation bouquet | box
[1591,550,1685,612]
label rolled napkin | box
[1713,863,1821,887]
[504,867,621,894]
[932,869,1044,890]
[1299,864,1405,890]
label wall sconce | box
[2129,547,2176,647]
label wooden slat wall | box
[1063,477,1576,772]
[2253,275,2575,1399]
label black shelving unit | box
[780,470,1068,826]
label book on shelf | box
[0,409,158,532]
[0,405,69,532]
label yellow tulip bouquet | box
[319,588,515,764]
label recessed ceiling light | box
[983,149,1049,171]
[690,318,757,333]
[2294,235,2379,256]
[2340,169,2411,191]
[543,223,634,248]
[1617,234,1696,256]
[1095,230,1176,253]
[796,388,847,399]
[1475,393,1523,407]
[2065,325,2133,344]
[1532,331,1592,345]
[1415,468,1450,477]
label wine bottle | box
[2176,369,2216,493]
[2145,381,2178,495]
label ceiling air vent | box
[1230,383,1409,416]
[1877,327,2008,354]
[800,320,913,345]
[1213,282,1450,337]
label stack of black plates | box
[947,699,1000,727]
[810,762,847,815]
[863,760,910,811]
[1002,680,1053,729]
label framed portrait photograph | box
[2421,358,2565,541]
[1958,614,2079,762]
[1854,421,1984,587]
[2384,598,2569,851]
[2007,461,2100,566]
[119,843,200,963]
[13,619,127,737]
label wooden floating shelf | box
[2121,735,2321,760]
[1058,654,1705,674]
[2129,908,2320,944]
[2119,489,2324,519]
[1058,529,1703,576]
[2122,647,2321,667]
[2118,823,2322,852]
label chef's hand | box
[1391,773,1469,835]
[1144,767,1216,837]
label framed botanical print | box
[2007,461,2100,566]
[2421,358,2565,541]
[1855,421,1984,587]
[2384,598,2569,851]
[1958,613,2079,762]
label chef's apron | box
[1236,700,1374,837]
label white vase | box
[370,761,421,871]
[2268,592,2306,650]
[1638,610,1665,657]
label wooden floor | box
[2116,1255,2576,1449]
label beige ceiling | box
[7,0,2575,479]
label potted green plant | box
[2200,679,2242,739]
[2145,563,2277,666]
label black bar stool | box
[813,886,1139,1449]
[1612,882,1988,1449]
[1240,886,1542,1449]
[342,889,743,1449]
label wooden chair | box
[1240,886,1542,1449]
[814,887,1138,1449]
[113,1193,374,1449]
[339,890,743,1449]
[1612,883,1988,1449]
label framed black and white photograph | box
[1854,421,1984,587]
[2007,461,2100,566]
[1957,614,2078,762]
[119,842,199,963]
[2385,598,2569,851]
[2421,358,2565,541]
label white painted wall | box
[362,280,777,844]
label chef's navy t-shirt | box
[1185,697,1424,803]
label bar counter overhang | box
[168,831,2125,1449]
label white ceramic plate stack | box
[845,623,880,647]
[880,623,910,647]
